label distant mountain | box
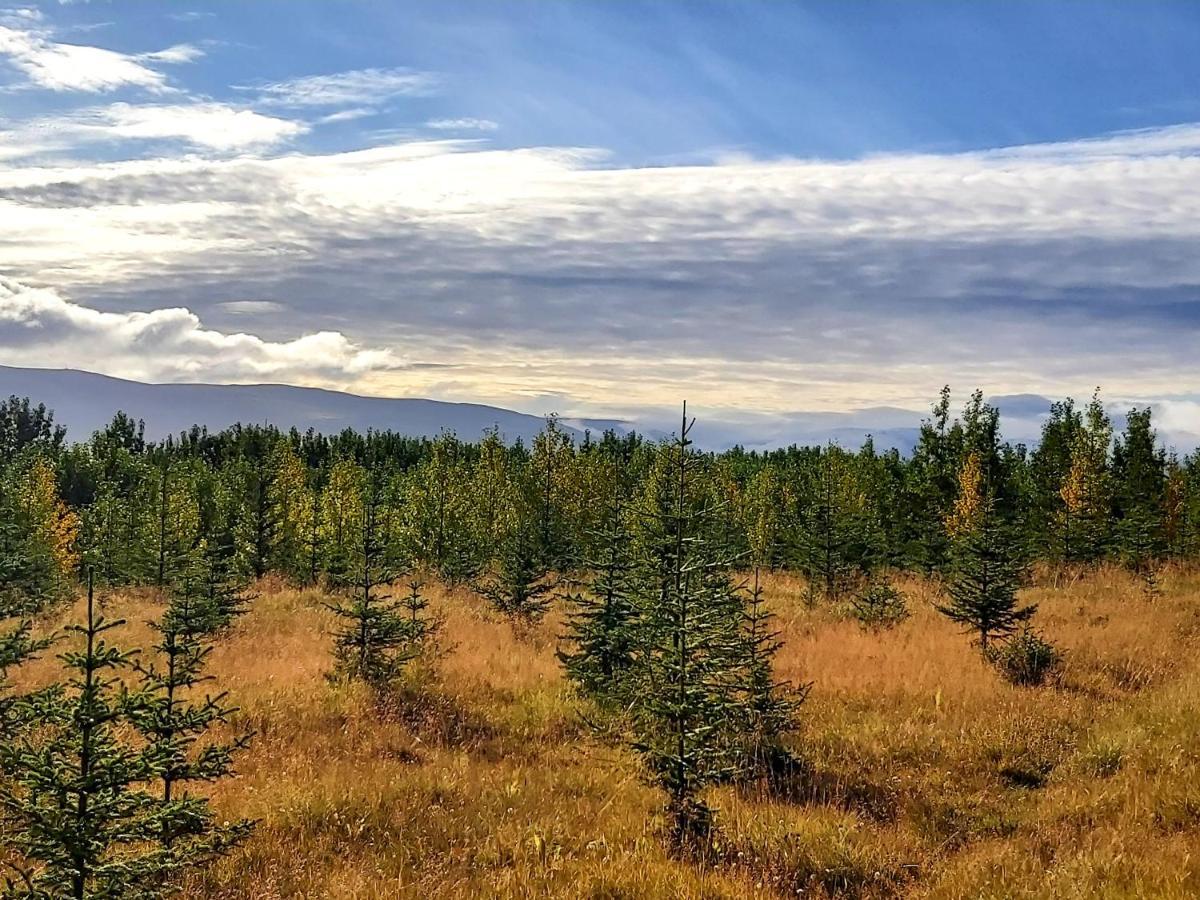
[8,365,1169,453]
[0,366,576,444]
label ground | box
[11,566,1200,898]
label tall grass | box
[9,566,1200,898]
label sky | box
[2,1,1200,443]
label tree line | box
[1,388,1193,603]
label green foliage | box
[0,386,1191,611]
[849,580,910,631]
[938,496,1035,652]
[625,409,766,849]
[0,613,52,740]
[325,473,420,686]
[475,527,554,623]
[129,586,254,863]
[794,447,872,602]
[0,573,242,897]
[559,488,639,702]
[989,626,1061,687]
[733,568,806,776]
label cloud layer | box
[0,7,1199,445]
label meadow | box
[13,565,1199,899]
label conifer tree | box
[559,483,639,701]
[321,457,366,587]
[795,446,866,602]
[1057,391,1113,563]
[902,386,958,572]
[626,406,750,849]
[0,572,195,896]
[325,472,414,686]
[0,598,51,739]
[734,567,805,776]
[130,586,254,862]
[1113,406,1166,572]
[148,459,201,589]
[938,495,1034,653]
[476,526,554,623]
[398,580,441,655]
[197,546,253,634]
[268,439,311,579]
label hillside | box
[0,366,597,444]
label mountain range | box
[3,365,1184,453]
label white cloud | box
[319,107,376,124]
[137,43,204,65]
[0,21,195,93]
[0,278,398,385]
[245,67,437,107]
[0,101,308,155]
[425,117,499,132]
[100,102,307,150]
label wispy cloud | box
[137,43,205,65]
[244,67,437,108]
[0,19,199,93]
[425,117,498,132]
[0,101,308,156]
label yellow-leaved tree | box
[946,451,985,538]
[15,456,80,595]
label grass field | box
[12,566,1200,898]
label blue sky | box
[22,1,1200,161]
[2,1,1200,444]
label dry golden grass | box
[11,565,1200,898]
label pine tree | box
[475,526,554,623]
[938,495,1034,653]
[130,587,254,863]
[0,572,186,896]
[0,597,52,739]
[795,446,866,602]
[626,406,750,849]
[398,580,441,655]
[559,485,639,701]
[734,567,805,776]
[325,472,415,686]
[197,546,253,634]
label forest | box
[2,386,1199,898]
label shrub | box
[990,626,1061,686]
[849,581,909,631]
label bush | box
[849,581,909,631]
[991,626,1061,686]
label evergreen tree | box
[0,572,192,896]
[529,416,574,570]
[130,587,254,862]
[1112,406,1166,570]
[559,485,639,700]
[325,472,415,686]
[398,580,441,655]
[734,567,805,776]
[626,407,750,849]
[0,595,52,739]
[938,495,1034,652]
[795,446,867,602]
[475,526,554,623]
